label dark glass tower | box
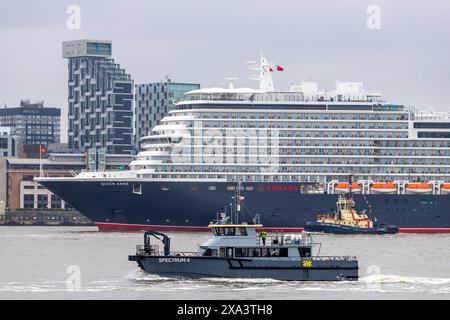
[63,39,134,154]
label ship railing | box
[258,234,313,247]
[312,256,358,262]
[317,214,335,220]
[255,256,357,262]
[171,251,203,257]
[136,246,203,257]
[136,245,160,256]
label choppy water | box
[0,226,449,299]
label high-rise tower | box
[63,39,134,154]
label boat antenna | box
[348,174,353,197]
[234,181,242,224]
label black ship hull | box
[38,180,450,233]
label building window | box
[23,195,35,209]
[37,195,48,209]
[0,138,7,149]
[51,195,62,209]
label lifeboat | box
[370,183,397,194]
[405,183,432,194]
[335,182,361,194]
[441,183,450,195]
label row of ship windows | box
[139,149,450,157]
[171,112,409,121]
[143,157,450,165]
[169,122,408,130]
[156,164,450,174]
[142,139,450,149]
[142,166,450,175]
[176,130,408,139]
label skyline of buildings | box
[0,38,201,159]
[0,100,61,146]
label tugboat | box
[305,177,399,235]
[128,184,359,281]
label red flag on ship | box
[276,65,284,71]
[269,67,273,72]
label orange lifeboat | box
[335,182,361,194]
[405,183,432,194]
[441,183,450,195]
[370,183,397,194]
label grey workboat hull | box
[129,255,359,281]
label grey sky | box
[1,0,449,142]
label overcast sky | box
[1,0,449,142]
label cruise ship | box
[37,57,450,233]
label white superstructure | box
[80,56,450,195]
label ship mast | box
[234,181,242,225]
[248,54,274,92]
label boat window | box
[226,247,233,258]
[203,248,218,257]
[299,247,311,257]
[261,248,269,257]
[219,248,226,257]
[279,248,289,257]
[249,248,260,257]
[214,227,236,236]
[235,248,249,257]
[237,227,248,236]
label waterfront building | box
[0,100,60,146]
[0,127,17,157]
[63,39,134,154]
[134,80,200,149]
[5,152,133,210]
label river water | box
[0,226,449,300]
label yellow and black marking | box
[302,260,313,268]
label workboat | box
[305,178,399,235]
[128,186,359,281]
